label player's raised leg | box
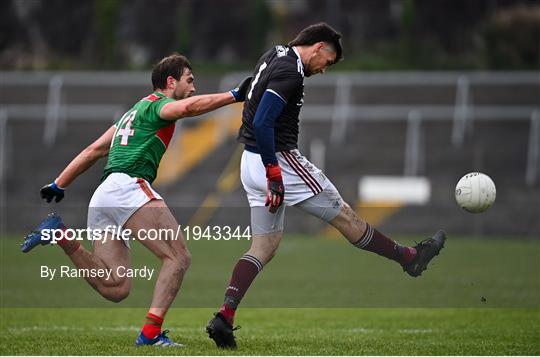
[124,199,190,347]
[296,183,446,277]
[69,231,132,301]
[22,214,132,302]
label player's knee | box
[100,273,126,288]
[332,202,354,227]
[249,234,281,264]
[330,203,368,242]
[341,202,353,219]
[177,248,191,272]
[103,286,130,303]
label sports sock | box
[141,312,163,339]
[53,227,81,256]
[220,254,263,325]
[219,302,236,325]
[353,223,416,265]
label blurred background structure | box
[2,0,540,70]
[1,0,539,236]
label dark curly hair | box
[151,53,192,90]
[288,22,343,64]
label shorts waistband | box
[244,144,259,154]
[244,145,298,154]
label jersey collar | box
[291,46,305,77]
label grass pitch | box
[1,308,538,355]
[1,234,539,354]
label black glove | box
[40,181,65,203]
[264,164,285,213]
[230,76,253,102]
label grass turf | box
[1,308,538,355]
[1,234,539,354]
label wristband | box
[229,89,240,102]
[265,163,282,181]
[51,181,65,192]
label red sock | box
[54,227,80,255]
[219,304,236,325]
[220,254,263,325]
[397,246,417,265]
[141,312,163,339]
[353,223,416,265]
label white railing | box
[303,72,539,184]
[527,109,540,186]
[3,71,540,186]
[330,75,352,144]
[404,110,423,176]
[0,109,8,231]
[452,75,472,147]
[43,75,65,146]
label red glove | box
[265,163,285,213]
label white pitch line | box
[348,328,381,333]
[338,328,383,334]
[341,328,434,334]
[7,325,434,335]
[7,325,201,333]
[398,328,433,334]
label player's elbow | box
[253,118,265,132]
[85,144,109,160]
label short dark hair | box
[151,53,192,90]
[288,22,343,64]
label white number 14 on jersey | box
[112,110,137,146]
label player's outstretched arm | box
[40,125,116,203]
[159,76,252,121]
[159,92,235,121]
[55,125,116,187]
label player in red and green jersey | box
[102,91,178,184]
[21,53,252,347]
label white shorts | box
[241,149,331,207]
[87,173,162,245]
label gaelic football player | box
[22,53,251,347]
[206,23,446,349]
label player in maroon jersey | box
[206,23,446,349]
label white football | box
[455,172,496,213]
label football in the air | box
[455,172,496,213]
